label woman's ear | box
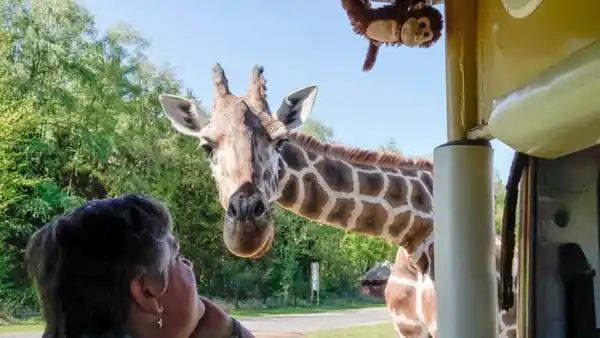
[130,275,164,315]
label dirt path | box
[0,307,390,337]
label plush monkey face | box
[365,20,401,43]
[400,17,433,47]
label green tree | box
[494,172,507,235]
[301,119,334,141]
[0,0,513,321]
[378,138,403,155]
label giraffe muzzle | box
[226,191,267,222]
[223,184,274,258]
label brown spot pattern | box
[410,180,433,213]
[357,172,384,197]
[395,320,425,337]
[386,283,417,314]
[306,150,318,161]
[354,202,387,236]
[326,198,355,228]
[421,171,433,195]
[400,216,433,253]
[299,173,329,219]
[282,144,307,171]
[427,243,435,281]
[386,246,438,336]
[381,167,400,173]
[385,175,409,208]
[388,211,411,238]
[355,163,376,171]
[277,175,299,208]
[419,278,437,334]
[415,248,432,277]
[385,255,423,336]
[314,158,354,193]
[400,168,418,177]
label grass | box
[0,323,395,337]
[0,303,385,334]
[0,323,45,334]
[305,323,395,338]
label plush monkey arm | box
[341,0,381,72]
[341,0,373,35]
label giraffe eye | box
[274,138,288,152]
[200,143,214,157]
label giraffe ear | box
[159,94,208,136]
[273,85,318,130]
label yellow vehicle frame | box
[435,0,600,336]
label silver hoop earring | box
[157,305,164,328]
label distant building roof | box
[360,261,392,283]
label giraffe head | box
[159,63,318,258]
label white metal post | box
[434,139,498,338]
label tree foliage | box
[0,0,509,319]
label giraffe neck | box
[274,139,434,253]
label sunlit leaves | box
[1,0,501,318]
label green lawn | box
[0,323,45,334]
[0,321,394,337]
[305,323,395,338]
[0,303,385,334]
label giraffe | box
[158,63,519,338]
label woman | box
[26,194,254,338]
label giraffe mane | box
[286,131,433,170]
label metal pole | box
[444,0,478,141]
[317,289,319,306]
[434,139,498,338]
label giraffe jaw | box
[225,233,274,259]
[222,217,275,259]
[247,233,274,259]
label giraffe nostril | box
[227,184,267,222]
[227,202,238,219]
[253,199,266,218]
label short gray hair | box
[26,194,173,337]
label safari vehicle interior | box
[525,148,600,338]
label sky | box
[78,0,515,181]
